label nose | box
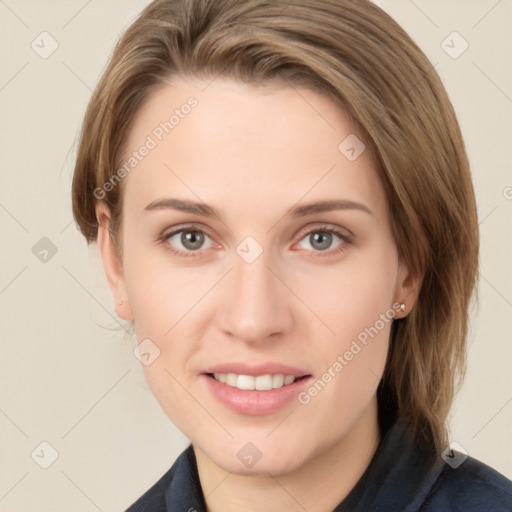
[216,252,294,345]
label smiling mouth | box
[207,373,310,391]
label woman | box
[71,0,512,510]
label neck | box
[194,397,381,512]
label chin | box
[194,431,315,477]
[222,448,307,477]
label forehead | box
[120,78,387,221]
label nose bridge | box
[218,249,292,343]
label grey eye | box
[167,230,213,251]
[298,231,344,252]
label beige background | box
[0,0,511,510]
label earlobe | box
[95,203,133,322]
[394,260,422,319]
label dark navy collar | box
[164,443,205,512]
[335,419,444,511]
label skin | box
[96,77,420,512]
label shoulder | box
[421,456,512,511]
[337,417,512,512]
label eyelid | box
[160,222,216,241]
[294,222,354,240]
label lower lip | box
[202,374,312,415]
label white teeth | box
[237,374,255,390]
[283,375,295,385]
[226,373,238,386]
[255,374,273,391]
[272,374,284,388]
[212,372,298,390]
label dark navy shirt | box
[125,418,512,511]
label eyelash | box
[158,224,353,259]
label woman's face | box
[98,78,415,475]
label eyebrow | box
[144,198,373,218]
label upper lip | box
[202,362,310,378]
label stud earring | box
[399,303,406,312]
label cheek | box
[294,238,399,347]
[122,235,207,334]
[293,239,397,402]
[123,254,205,430]
[121,239,211,394]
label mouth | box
[207,372,310,391]
[201,364,313,415]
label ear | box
[95,202,133,322]
[393,259,422,319]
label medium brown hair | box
[72,0,479,454]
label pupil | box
[311,232,331,251]
[182,231,204,250]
